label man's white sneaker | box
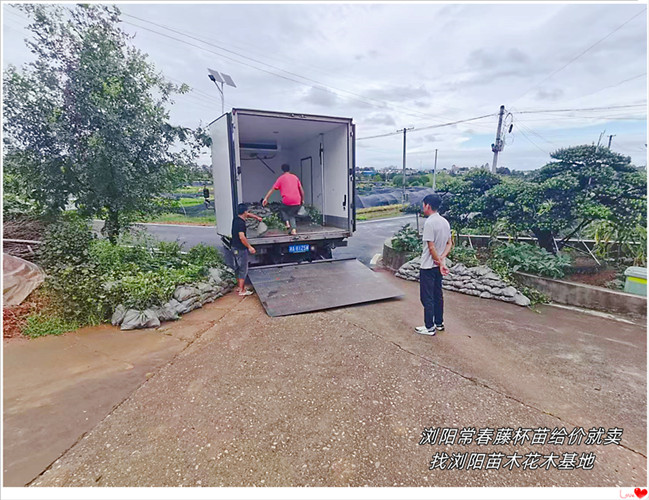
[238,290,254,296]
[415,326,436,336]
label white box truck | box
[209,108,401,316]
[210,108,356,265]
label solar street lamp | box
[207,68,236,115]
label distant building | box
[450,164,470,175]
[356,166,376,175]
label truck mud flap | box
[247,258,403,317]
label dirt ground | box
[3,273,647,487]
[566,269,620,288]
[2,292,50,339]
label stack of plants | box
[246,202,323,230]
[22,214,232,337]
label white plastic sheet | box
[2,253,44,307]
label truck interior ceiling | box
[236,113,350,234]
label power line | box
[511,7,647,104]
[518,111,646,120]
[515,103,646,114]
[123,18,451,124]
[358,113,496,140]
[562,73,647,104]
[515,128,550,156]
[516,120,556,146]
[120,13,455,125]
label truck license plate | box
[288,244,310,254]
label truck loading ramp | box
[247,258,403,317]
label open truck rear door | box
[210,112,238,238]
[247,258,402,317]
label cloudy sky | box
[3,2,647,170]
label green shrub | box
[391,224,421,253]
[22,313,80,338]
[492,242,571,278]
[187,244,223,268]
[38,213,95,271]
[449,244,479,267]
[486,256,550,307]
[37,223,228,330]
[44,262,108,323]
[156,240,185,268]
[486,257,514,284]
[105,266,204,310]
[519,286,550,306]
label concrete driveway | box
[5,272,644,487]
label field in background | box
[144,213,216,225]
[356,203,407,221]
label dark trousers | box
[280,204,301,231]
[420,267,443,329]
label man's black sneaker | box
[435,323,445,331]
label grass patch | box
[171,185,214,195]
[143,213,216,225]
[22,313,80,338]
[176,197,206,208]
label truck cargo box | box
[210,108,356,265]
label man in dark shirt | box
[231,203,262,296]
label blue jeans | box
[420,267,443,329]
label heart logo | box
[635,488,648,499]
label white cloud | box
[2,2,646,169]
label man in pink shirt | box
[262,163,305,235]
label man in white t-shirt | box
[415,194,453,336]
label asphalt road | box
[96,215,420,266]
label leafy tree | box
[3,4,202,241]
[407,175,424,187]
[479,145,646,252]
[478,179,571,251]
[442,169,501,232]
[372,173,383,182]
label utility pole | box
[432,149,438,192]
[607,134,616,149]
[595,129,606,153]
[491,105,505,173]
[399,127,414,204]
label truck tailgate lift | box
[247,258,403,317]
